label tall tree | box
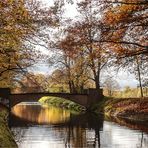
[50,0,112,92]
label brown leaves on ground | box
[105,98,148,116]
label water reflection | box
[11,103,70,124]
[10,103,148,148]
[106,116,148,133]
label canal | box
[9,102,148,148]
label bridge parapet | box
[10,93,89,108]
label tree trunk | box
[95,76,100,90]
[71,81,76,93]
[69,81,72,93]
[136,56,143,98]
[95,63,101,90]
[80,84,84,94]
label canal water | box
[10,102,148,148]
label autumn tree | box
[50,41,91,93]
[46,69,69,92]
[0,0,33,87]
[13,72,50,93]
[67,0,111,91]
[48,0,113,94]
[127,55,147,97]
[0,0,57,88]
[99,0,148,98]
[101,0,148,57]
[103,76,120,97]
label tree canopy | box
[0,0,147,95]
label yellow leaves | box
[22,9,29,18]
[0,1,33,85]
[0,0,35,52]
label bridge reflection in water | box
[11,103,71,124]
[10,103,148,148]
[10,103,103,148]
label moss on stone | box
[0,106,18,148]
[39,96,86,113]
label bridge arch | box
[10,93,89,108]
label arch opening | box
[10,93,89,109]
[39,96,86,111]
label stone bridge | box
[0,88,103,109]
[10,93,89,108]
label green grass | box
[39,96,86,113]
[0,106,17,148]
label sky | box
[38,0,78,17]
[31,0,139,89]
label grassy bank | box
[94,97,148,121]
[39,96,86,113]
[0,104,17,148]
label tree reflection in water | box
[10,104,103,148]
[62,113,103,147]
[9,103,148,148]
[105,116,148,148]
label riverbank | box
[94,97,148,122]
[0,104,17,148]
[39,96,148,122]
[39,96,86,113]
